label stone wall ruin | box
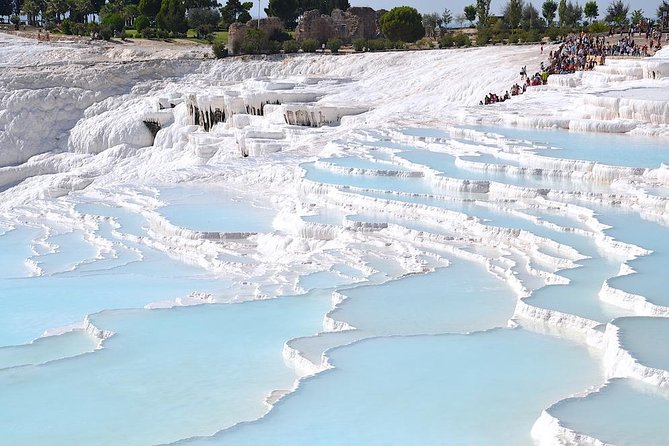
[294,7,380,43]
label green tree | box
[101,12,125,31]
[542,0,557,24]
[476,0,491,27]
[422,12,442,36]
[522,2,544,29]
[21,0,44,25]
[503,0,524,28]
[380,6,424,42]
[69,0,93,22]
[156,0,187,32]
[442,7,453,26]
[45,0,69,21]
[187,6,219,27]
[297,0,348,15]
[659,0,669,22]
[605,0,628,26]
[564,1,582,25]
[630,8,643,25]
[184,0,217,8]
[464,4,477,25]
[558,0,567,24]
[134,14,150,29]
[219,0,252,28]
[139,0,161,18]
[584,0,598,20]
[265,0,299,28]
[0,0,13,20]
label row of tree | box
[468,0,669,30]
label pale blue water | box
[396,150,610,193]
[0,247,231,346]
[615,317,669,371]
[188,329,602,446]
[329,263,516,335]
[2,121,668,446]
[158,186,276,233]
[0,291,332,446]
[0,226,43,278]
[302,162,437,194]
[597,210,669,307]
[321,156,413,172]
[0,330,99,370]
[35,230,99,275]
[468,125,669,168]
[75,202,148,238]
[549,379,669,446]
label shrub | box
[102,13,125,33]
[282,39,300,53]
[326,37,342,53]
[439,34,454,48]
[88,22,101,35]
[71,22,87,36]
[300,38,318,52]
[141,27,157,38]
[589,20,608,33]
[135,15,151,32]
[100,26,113,41]
[212,41,226,58]
[366,38,390,51]
[243,28,267,54]
[268,40,283,53]
[269,28,291,42]
[524,29,541,42]
[476,28,491,46]
[453,33,471,47]
[352,38,365,51]
[61,19,72,35]
[416,37,432,48]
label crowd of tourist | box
[547,34,608,73]
[480,66,546,105]
[480,29,660,106]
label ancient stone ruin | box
[227,17,285,55]
[294,7,380,43]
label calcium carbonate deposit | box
[1,32,669,445]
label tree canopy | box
[583,0,598,20]
[503,0,524,29]
[605,0,629,26]
[542,0,557,25]
[156,0,188,32]
[380,6,424,42]
[464,4,477,25]
[476,0,491,27]
[0,0,13,18]
[659,0,669,20]
[265,0,299,28]
[139,0,162,18]
[220,0,252,28]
